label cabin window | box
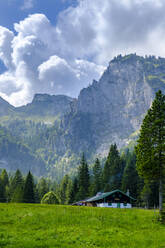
[108,203,112,206]
[124,203,127,206]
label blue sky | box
[0,0,77,30]
[0,0,165,106]
[0,0,78,74]
[0,0,75,71]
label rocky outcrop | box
[63,54,165,156]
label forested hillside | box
[0,126,46,176]
[0,144,158,208]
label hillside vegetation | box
[0,126,46,176]
[0,204,164,248]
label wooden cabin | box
[83,189,136,208]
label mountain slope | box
[0,96,14,116]
[0,126,46,176]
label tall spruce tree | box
[23,171,35,203]
[72,177,79,202]
[77,153,90,200]
[10,169,24,203]
[91,158,102,195]
[0,178,5,202]
[65,179,74,204]
[0,169,9,188]
[136,90,165,211]
[38,178,49,201]
[122,151,139,198]
[59,174,70,204]
[0,169,9,202]
[140,181,159,208]
[103,144,123,192]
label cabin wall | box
[96,203,132,208]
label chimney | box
[126,189,130,196]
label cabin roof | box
[85,189,136,202]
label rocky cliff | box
[63,54,165,156]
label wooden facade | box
[73,190,136,208]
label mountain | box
[0,126,46,176]
[16,94,76,118]
[0,54,165,178]
[0,94,76,177]
[62,54,165,157]
[0,96,14,116]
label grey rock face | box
[64,54,165,156]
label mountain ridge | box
[62,54,165,156]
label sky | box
[0,0,165,106]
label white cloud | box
[38,55,79,96]
[38,55,105,96]
[56,0,165,64]
[0,13,103,106]
[0,26,14,68]
[0,67,31,106]
[1,1,165,106]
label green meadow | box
[0,204,164,248]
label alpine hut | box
[83,189,136,208]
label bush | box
[41,191,59,204]
[160,208,165,224]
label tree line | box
[0,90,164,212]
[0,145,159,208]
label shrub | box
[41,191,59,204]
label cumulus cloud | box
[1,0,165,106]
[38,55,79,96]
[57,0,165,64]
[0,13,103,106]
[0,26,14,68]
[38,55,105,96]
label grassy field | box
[0,204,164,248]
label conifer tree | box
[0,169,9,188]
[38,178,49,201]
[77,153,90,200]
[23,171,35,203]
[34,184,40,203]
[10,169,24,202]
[72,177,79,202]
[91,158,102,195]
[65,179,74,204]
[136,90,165,211]
[0,178,5,202]
[0,169,9,202]
[122,151,139,198]
[11,170,23,190]
[103,144,122,192]
[59,174,70,204]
